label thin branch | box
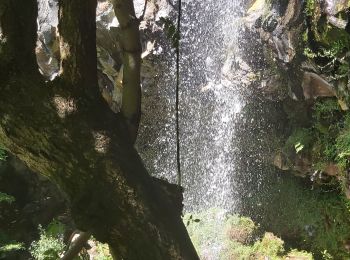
[139,0,149,21]
[60,231,92,260]
[112,0,142,144]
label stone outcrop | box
[245,0,350,188]
[302,72,337,99]
[36,0,174,113]
[244,0,350,106]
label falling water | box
[137,0,253,212]
[179,0,246,211]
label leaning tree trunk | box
[112,0,142,144]
[0,0,199,259]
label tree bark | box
[58,0,99,99]
[0,0,199,259]
[61,231,91,260]
[0,0,38,74]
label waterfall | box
[137,0,251,212]
[179,0,245,211]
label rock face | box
[244,0,350,105]
[245,0,302,63]
[302,72,337,99]
[36,0,59,79]
[244,0,350,190]
[243,0,305,101]
[36,0,174,113]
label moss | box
[304,0,316,16]
[286,249,313,259]
[282,98,348,173]
[184,208,314,259]
[0,192,15,204]
[335,114,350,170]
[303,0,350,87]
[248,173,350,259]
[284,128,314,155]
[0,145,6,162]
[253,232,285,258]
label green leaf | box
[0,192,15,204]
[0,147,6,161]
[0,243,24,253]
[295,142,304,153]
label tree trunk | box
[0,0,199,259]
[112,0,142,143]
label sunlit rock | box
[36,0,59,80]
[35,0,172,113]
[245,0,302,63]
[324,0,350,15]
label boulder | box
[302,72,337,99]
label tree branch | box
[111,0,142,144]
[61,231,91,260]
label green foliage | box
[0,242,24,253]
[313,99,341,124]
[283,98,347,169]
[225,215,256,244]
[286,249,313,259]
[221,240,255,260]
[248,174,350,259]
[45,220,65,238]
[0,232,25,258]
[183,208,227,253]
[0,146,6,161]
[284,128,313,154]
[252,232,285,259]
[303,0,350,81]
[92,238,113,260]
[159,17,180,49]
[335,114,350,169]
[184,208,313,259]
[30,223,66,260]
[304,0,316,16]
[0,192,15,204]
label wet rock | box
[245,0,302,63]
[323,163,340,176]
[293,155,312,177]
[262,14,278,32]
[302,72,337,99]
[273,152,290,171]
